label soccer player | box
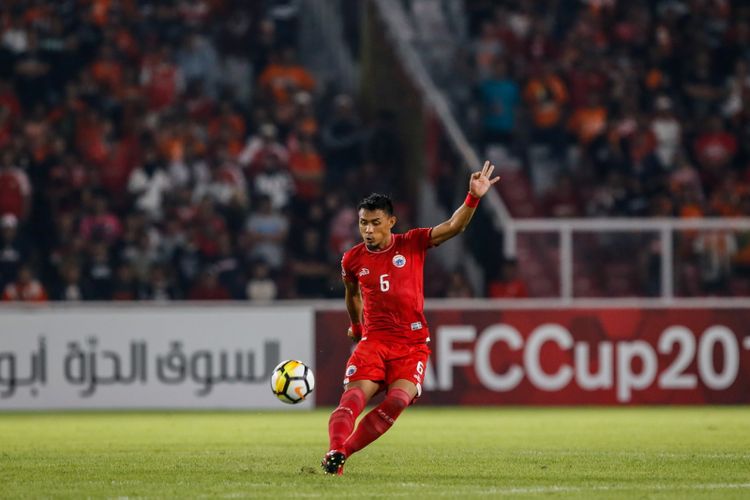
[322,161,500,475]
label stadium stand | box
[0,0,414,301]
[457,0,750,297]
[4,0,748,301]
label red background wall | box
[315,309,750,406]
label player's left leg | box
[341,379,417,458]
[341,343,429,458]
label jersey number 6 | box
[379,273,390,292]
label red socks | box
[342,388,412,457]
[328,387,367,451]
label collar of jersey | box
[364,234,396,253]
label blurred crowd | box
[463,0,750,296]
[0,0,409,302]
[467,0,750,218]
[7,0,748,301]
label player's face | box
[358,209,396,250]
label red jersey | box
[341,228,433,344]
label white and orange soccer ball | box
[270,360,315,404]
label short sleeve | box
[341,251,357,283]
[403,227,433,251]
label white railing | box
[507,218,750,302]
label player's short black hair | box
[357,193,394,215]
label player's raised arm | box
[429,161,500,247]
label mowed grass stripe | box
[0,407,748,499]
[208,482,750,498]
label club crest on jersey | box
[346,365,357,377]
[358,268,370,277]
[392,254,407,268]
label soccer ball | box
[270,360,315,404]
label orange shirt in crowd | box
[2,280,48,302]
[141,55,181,111]
[524,75,569,128]
[568,106,607,144]
[208,113,246,156]
[288,149,324,201]
[91,59,124,95]
[258,63,316,104]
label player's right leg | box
[323,380,379,475]
[323,340,388,475]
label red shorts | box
[343,340,431,396]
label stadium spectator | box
[567,92,607,148]
[176,31,219,99]
[86,242,115,300]
[361,110,402,195]
[487,259,529,298]
[2,264,47,302]
[121,230,161,285]
[523,62,569,147]
[79,194,123,244]
[253,152,295,211]
[693,116,738,191]
[110,263,139,301]
[242,195,289,270]
[140,264,178,302]
[257,47,315,105]
[649,96,683,172]
[140,46,183,112]
[127,146,172,221]
[473,21,505,80]
[238,123,289,176]
[188,270,231,301]
[0,150,32,221]
[245,259,278,301]
[0,79,21,149]
[444,269,475,298]
[478,58,520,148]
[0,213,24,289]
[288,134,325,202]
[321,94,364,186]
[694,229,738,295]
[210,233,245,299]
[53,261,89,301]
[290,228,330,298]
[543,174,584,217]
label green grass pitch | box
[1,407,749,498]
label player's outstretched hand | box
[469,161,501,198]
